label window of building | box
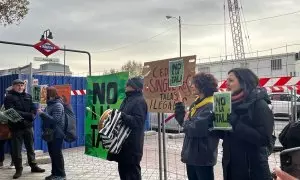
[240,62,249,68]
[271,59,282,70]
[198,66,210,73]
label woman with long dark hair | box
[38,87,66,180]
[174,72,219,180]
[222,68,274,180]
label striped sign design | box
[99,109,131,154]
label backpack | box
[279,121,300,149]
[63,104,77,143]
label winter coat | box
[175,97,219,166]
[40,98,65,139]
[4,90,36,131]
[107,91,148,164]
[222,88,274,180]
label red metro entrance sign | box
[34,39,60,57]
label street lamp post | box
[40,29,53,41]
[166,15,182,57]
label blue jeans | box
[186,165,214,180]
[47,138,65,177]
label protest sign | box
[169,59,184,87]
[85,72,128,159]
[143,55,196,113]
[40,85,48,105]
[2,108,23,123]
[213,92,232,130]
[32,85,41,103]
[54,85,71,105]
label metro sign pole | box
[0,38,92,76]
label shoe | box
[45,175,53,180]
[9,162,15,169]
[13,168,23,179]
[31,165,45,173]
[0,162,3,169]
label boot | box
[45,175,53,180]
[31,165,45,173]
[13,168,23,179]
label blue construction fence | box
[1,74,150,152]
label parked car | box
[268,92,300,121]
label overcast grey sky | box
[0,0,299,74]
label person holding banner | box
[4,79,45,179]
[107,76,148,180]
[174,73,219,180]
[221,68,274,180]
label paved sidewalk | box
[0,134,280,180]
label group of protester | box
[0,79,66,180]
[0,69,297,180]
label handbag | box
[0,123,11,140]
[42,128,54,142]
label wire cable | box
[91,26,176,53]
[183,10,300,27]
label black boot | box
[31,165,45,173]
[13,168,23,179]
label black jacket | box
[175,99,219,166]
[222,88,274,180]
[4,90,36,131]
[107,91,148,164]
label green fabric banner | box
[85,72,129,159]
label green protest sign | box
[169,59,184,87]
[32,85,41,103]
[213,92,232,130]
[85,72,129,159]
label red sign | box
[34,39,60,57]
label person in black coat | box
[221,68,274,180]
[107,77,148,180]
[174,72,219,180]
[4,79,45,179]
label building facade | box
[196,52,300,82]
[0,63,72,76]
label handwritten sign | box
[143,55,196,113]
[169,59,184,87]
[213,92,232,130]
[54,85,71,105]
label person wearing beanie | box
[107,76,148,180]
[4,79,45,179]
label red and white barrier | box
[70,77,300,95]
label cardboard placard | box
[143,55,196,113]
[212,92,232,130]
[54,85,71,105]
